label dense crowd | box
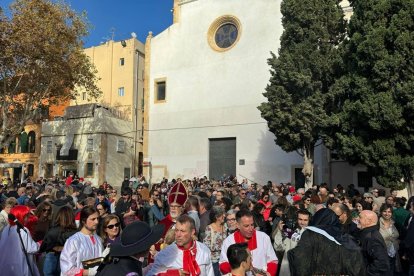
[0,173,413,276]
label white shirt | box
[0,225,40,276]
[60,231,103,276]
[147,241,214,276]
[219,231,277,276]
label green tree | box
[328,0,414,194]
[259,0,346,189]
[0,0,100,149]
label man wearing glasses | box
[331,203,359,237]
[144,190,165,227]
[115,187,142,227]
[148,182,188,263]
[233,188,249,206]
[158,182,187,239]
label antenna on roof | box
[110,27,116,40]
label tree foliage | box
[0,0,100,148]
[327,0,414,190]
[258,0,346,188]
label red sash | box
[234,230,257,250]
[177,241,200,276]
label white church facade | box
[143,0,326,185]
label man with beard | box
[115,187,142,226]
[147,181,188,263]
[147,215,214,275]
[158,181,188,243]
[60,206,104,276]
[219,209,278,276]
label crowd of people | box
[0,173,413,276]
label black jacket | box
[288,229,365,276]
[121,180,130,191]
[359,225,391,276]
[115,198,144,227]
[342,221,360,239]
[39,226,77,253]
[400,216,414,265]
[96,257,143,276]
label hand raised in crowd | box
[124,207,135,217]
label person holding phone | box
[115,187,143,226]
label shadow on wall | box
[248,130,300,186]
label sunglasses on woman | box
[106,222,120,229]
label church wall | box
[147,0,319,184]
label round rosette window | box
[208,15,241,52]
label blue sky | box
[2,0,174,47]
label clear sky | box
[2,0,174,47]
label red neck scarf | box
[234,230,257,250]
[177,241,200,276]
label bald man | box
[358,210,391,276]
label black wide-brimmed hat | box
[110,221,164,257]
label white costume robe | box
[146,241,214,276]
[60,231,103,276]
[0,225,40,276]
[219,230,277,276]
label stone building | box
[39,104,134,186]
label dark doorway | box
[138,152,143,176]
[13,167,22,183]
[209,138,236,181]
[358,171,373,192]
[294,168,306,189]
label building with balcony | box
[0,102,69,182]
[39,104,134,186]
